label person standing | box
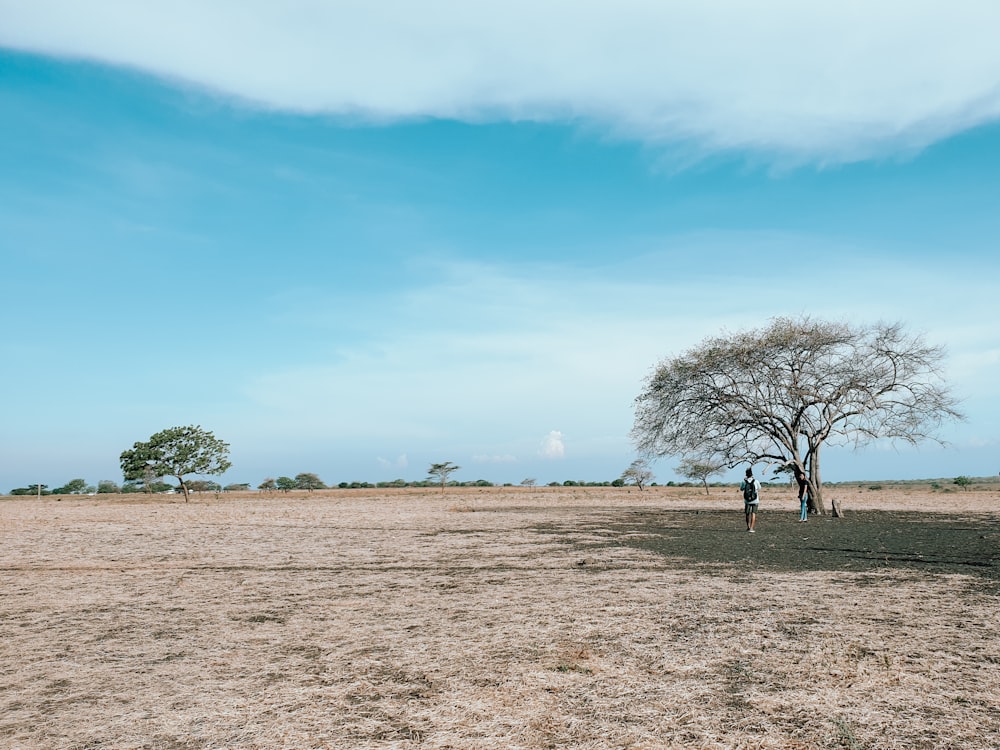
[793,465,810,522]
[739,468,759,532]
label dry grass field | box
[1,485,998,749]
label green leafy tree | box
[96,479,121,494]
[619,459,654,491]
[224,483,251,492]
[258,478,277,493]
[427,462,460,492]
[275,476,297,492]
[954,476,972,491]
[675,458,726,495]
[633,317,962,517]
[120,425,231,503]
[295,472,326,490]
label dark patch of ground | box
[541,509,1000,581]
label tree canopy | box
[120,425,231,502]
[275,476,297,492]
[632,317,962,516]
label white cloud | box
[540,431,566,460]
[3,1,1000,161]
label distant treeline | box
[10,476,735,495]
[9,473,996,496]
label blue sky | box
[1,2,999,489]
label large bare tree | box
[632,317,961,517]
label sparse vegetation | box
[0,485,996,749]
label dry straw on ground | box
[1,485,998,749]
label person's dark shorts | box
[745,501,759,514]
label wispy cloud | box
[376,454,408,471]
[234,245,995,444]
[3,1,999,161]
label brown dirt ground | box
[1,485,998,749]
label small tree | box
[619,459,654,491]
[258,478,277,493]
[953,476,972,491]
[520,478,537,487]
[275,476,296,492]
[120,425,231,503]
[675,458,726,495]
[96,479,121,494]
[427,462,460,492]
[295,472,326,491]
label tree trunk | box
[807,444,827,516]
[808,447,843,517]
[178,477,190,502]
